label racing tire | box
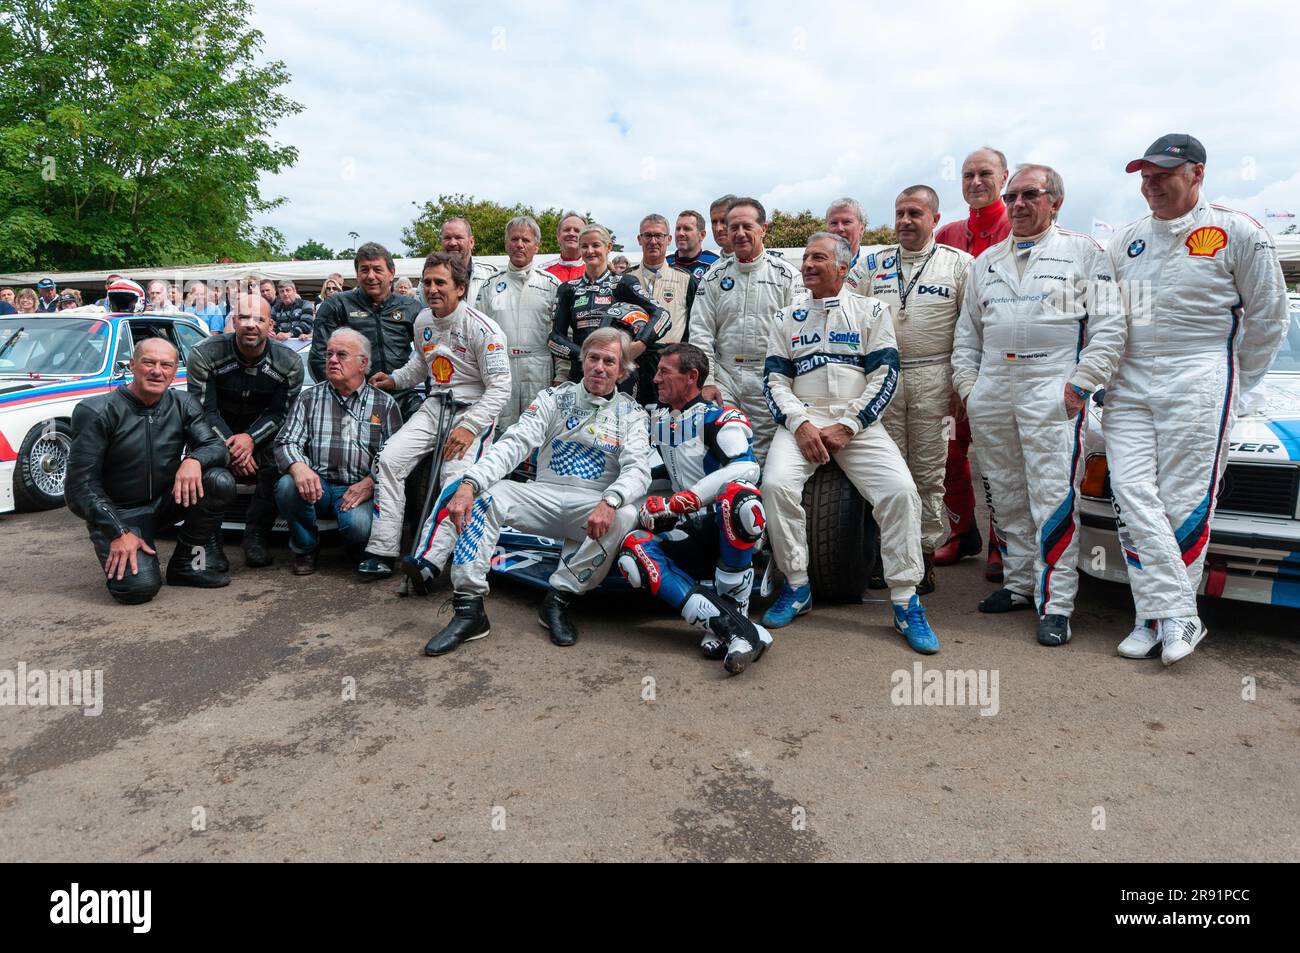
[801,461,879,603]
[14,419,73,512]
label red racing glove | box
[638,490,703,531]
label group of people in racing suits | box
[64,131,1289,672]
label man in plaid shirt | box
[274,328,403,574]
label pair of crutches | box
[398,389,473,596]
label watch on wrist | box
[463,476,482,496]
[601,492,622,508]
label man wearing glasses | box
[952,165,1125,647]
[274,328,403,575]
[626,214,698,405]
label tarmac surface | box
[1,504,1297,862]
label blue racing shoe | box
[761,582,812,628]
[893,595,940,654]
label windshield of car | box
[0,317,113,377]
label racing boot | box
[399,555,440,596]
[1160,617,1207,667]
[242,524,273,568]
[917,551,937,596]
[424,593,490,656]
[933,523,982,566]
[356,552,394,581]
[166,538,231,589]
[985,521,1005,583]
[705,565,754,659]
[1117,618,1161,659]
[893,594,940,654]
[681,586,772,676]
[539,589,579,647]
[1036,613,1072,647]
[761,581,812,628]
[207,531,230,574]
[978,588,1034,613]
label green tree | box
[0,0,302,271]
[335,247,355,261]
[403,194,613,255]
[863,224,897,246]
[763,208,895,249]
[291,238,334,260]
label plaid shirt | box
[275,380,402,485]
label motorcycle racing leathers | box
[691,250,805,461]
[849,239,972,552]
[1105,201,1288,620]
[441,381,652,596]
[762,292,925,603]
[365,301,511,562]
[475,261,561,430]
[952,225,1126,618]
[549,270,664,389]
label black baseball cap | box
[1125,134,1207,173]
[36,277,56,290]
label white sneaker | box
[1160,617,1207,666]
[1117,619,1161,659]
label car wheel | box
[14,420,73,511]
[801,461,879,602]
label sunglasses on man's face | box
[1003,188,1053,204]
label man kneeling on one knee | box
[761,232,940,654]
[617,343,773,676]
[424,327,651,655]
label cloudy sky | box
[249,0,1299,256]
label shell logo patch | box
[430,355,454,383]
[1186,226,1227,258]
[486,342,503,352]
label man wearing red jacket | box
[933,147,1011,581]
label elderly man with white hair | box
[274,327,404,575]
[825,197,868,277]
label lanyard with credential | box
[895,247,936,314]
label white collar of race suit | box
[1151,200,1205,235]
[734,252,766,272]
[430,300,464,328]
[1011,224,1054,252]
[578,380,616,407]
[809,295,842,312]
[899,237,936,261]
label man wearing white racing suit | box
[1107,134,1288,666]
[762,232,940,654]
[851,185,972,592]
[476,215,561,431]
[357,253,511,582]
[692,196,804,462]
[424,328,651,656]
[952,164,1126,647]
[618,343,772,675]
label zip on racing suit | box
[475,261,561,430]
[309,287,423,417]
[438,381,652,596]
[762,292,925,603]
[185,334,304,539]
[365,300,511,563]
[1105,201,1287,620]
[952,225,1126,618]
[849,239,973,552]
[691,250,805,462]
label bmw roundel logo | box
[496,280,507,292]
[720,277,735,291]
[422,327,433,342]
[793,308,808,322]
[1127,239,1146,258]
[882,255,897,269]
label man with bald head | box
[439,217,498,303]
[850,186,972,593]
[188,292,303,568]
[67,337,236,604]
[934,146,1014,580]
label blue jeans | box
[274,473,374,554]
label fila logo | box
[791,331,821,347]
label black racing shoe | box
[424,593,490,656]
[356,552,394,580]
[977,588,1034,614]
[400,555,440,596]
[917,551,937,596]
[166,540,231,589]
[243,526,273,568]
[539,589,579,646]
[1036,613,1072,647]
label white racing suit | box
[762,292,924,602]
[443,381,652,596]
[1105,201,1287,619]
[365,301,511,560]
[475,262,561,430]
[690,250,804,461]
[467,258,499,307]
[952,225,1126,618]
[851,240,973,552]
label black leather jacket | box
[186,334,304,447]
[66,386,228,538]
[271,296,315,336]
[309,287,421,382]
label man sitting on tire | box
[422,328,651,656]
[617,343,773,676]
[66,337,236,604]
[761,233,940,654]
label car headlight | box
[1081,453,1110,499]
